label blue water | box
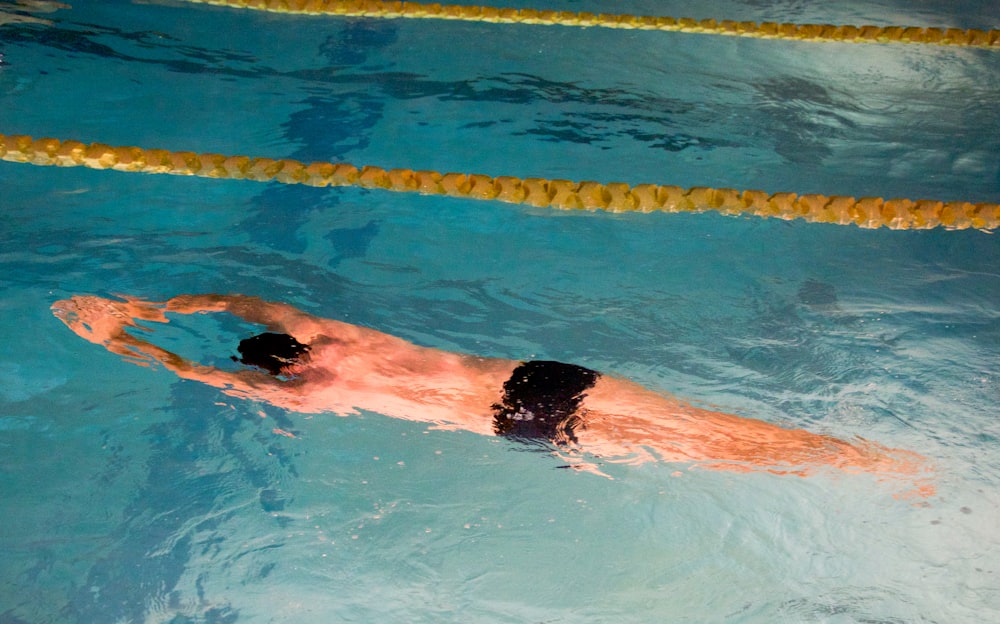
[2,1,999,622]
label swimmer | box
[52,293,934,495]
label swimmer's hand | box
[52,295,179,368]
[52,295,168,345]
[52,295,281,392]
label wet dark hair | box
[232,332,310,376]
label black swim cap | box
[233,332,310,376]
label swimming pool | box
[2,0,998,621]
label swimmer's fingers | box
[52,296,131,344]
[51,298,79,323]
[53,295,163,329]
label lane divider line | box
[180,0,1000,48]
[2,134,997,230]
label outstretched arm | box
[51,294,285,394]
[165,294,327,342]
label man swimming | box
[51,293,934,495]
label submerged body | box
[52,294,933,494]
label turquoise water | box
[2,1,999,622]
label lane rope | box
[2,134,997,230]
[180,0,1000,48]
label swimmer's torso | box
[271,334,515,435]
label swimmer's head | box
[233,332,310,376]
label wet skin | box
[52,293,935,497]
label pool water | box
[2,1,999,622]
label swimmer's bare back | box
[52,294,935,497]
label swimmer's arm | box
[165,294,326,342]
[108,329,280,393]
[52,295,290,394]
